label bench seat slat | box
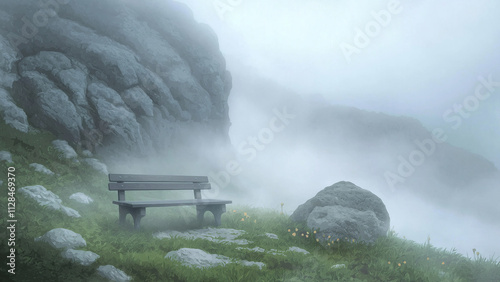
[109,182,211,191]
[109,174,208,183]
[113,199,232,208]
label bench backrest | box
[108,174,210,201]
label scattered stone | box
[69,192,94,204]
[240,260,265,269]
[61,249,100,266]
[29,163,55,175]
[264,233,279,240]
[51,140,78,159]
[290,181,390,244]
[35,228,86,249]
[0,150,13,163]
[165,248,231,269]
[82,158,108,175]
[96,265,132,282]
[268,249,286,256]
[19,185,81,217]
[331,264,346,269]
[165,248,265,269]
[288,247,310,254]
[236,247,265,253]
[154,228,251,245]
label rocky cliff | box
[0,0,231,158]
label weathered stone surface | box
[0,0,232,159]
[264,233,279,240]
[29,163,55,175]
[290,181,390,244]
[165,248,231,269]
[19,185,81,218]
[69,192,94,204]
[0,150,13,163]
[35,228,86,249]
[288,247,310,254]
[154,228,251,245]
[61,249,100,266]
[96,265,132,282]
[0,88,29,133]
[82,158,108,175]
[51,140,78,159]
[165,248,265,269]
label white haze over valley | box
[166,0,500,259]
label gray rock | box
[0,150,13,163]
[14,71,83,142]
[69,192,94,204]
[264,233,279,240]
[29,163,55,175]
[0,34,19,88]
[153,228,251,245]
[96,265,132,282]
[19,185,81,218]
[0,180,3,186]
[82,158,108,175]
[240,260,265,269]
[0,88,29,133]
[165,248,231,269]
[51,140,78,159]
[165,248,265,269]
[122,87,154,117]
[35,228,86,249]
[86,81,144,151]
[290,181,390,244]
[288,247,310,254]
[331,264,346,269]
[81,150,93,157]
[0,0,232,160]
[61,249,100,266]
[236,247,266,253]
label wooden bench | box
[108,174,232,230]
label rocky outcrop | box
[0,0,231,159]
[290,181,390,244]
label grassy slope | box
[0,120,499,282]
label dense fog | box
[170,0,500,259]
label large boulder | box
[290,181,390,244]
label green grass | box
[0,120,499,282]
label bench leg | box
[119,206,128,225]
[131,207,146,230]
[197,205,226,226]
[196,206,206,225]
[118,206,146,230]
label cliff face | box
[0,0,231,157]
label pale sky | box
[176,0,500,167]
